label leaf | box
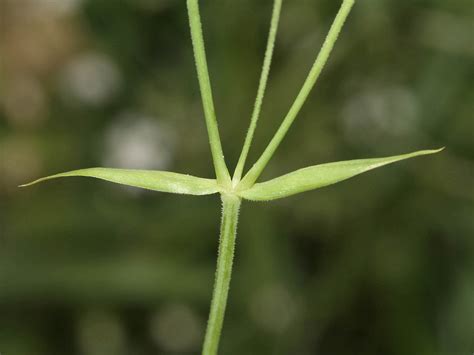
[239,148,444,201]
[20,168,220,196]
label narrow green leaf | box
[239,148,443,201]
[20,168,220,196]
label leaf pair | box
[20,149,443,201]
[21,0,442,202]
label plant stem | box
[187,0,231,185]
[202,193,241,355]
[233,0,283,183]
[239,0,355,189]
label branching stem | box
[239,0,355,189]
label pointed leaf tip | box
[239,148,443,201]
[19,168,220,196]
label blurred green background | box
[1,0,473,354]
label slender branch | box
[239,0,355,189]
[187,0,231,185]
[202,194,241,355]
[233,0,283,183]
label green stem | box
[187,0,231,185]
[202,194,241,355]
[233,0,283,183]
[239,0,355,189]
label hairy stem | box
[233,0,283,183]
[187,0,231,185]
[203,194,241,355]
[239,0,355,188]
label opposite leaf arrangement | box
[22,0,442,354]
